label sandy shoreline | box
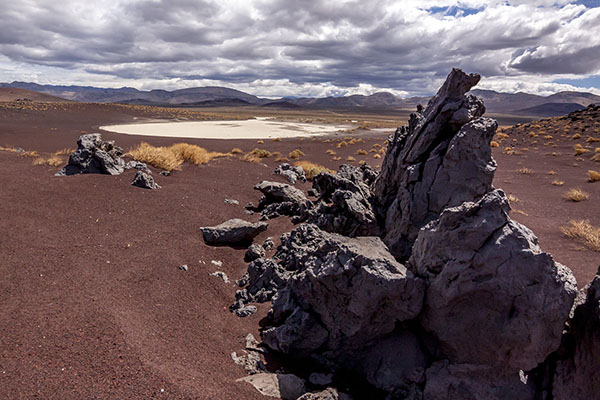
[101,117,351,139]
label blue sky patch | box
[554,75,600,89]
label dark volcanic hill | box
[0,87,69,102]
[515,102,586,117]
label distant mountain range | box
[1,81,599,117]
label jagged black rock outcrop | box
[232,69,582,399]
[372,69,495,261]
[56,133,125,176]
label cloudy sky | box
[1,0,600,98]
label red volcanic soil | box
[0,102,598,398]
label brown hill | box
[0,87,69,103]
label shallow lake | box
[101,117,350,139]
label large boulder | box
[56,133,125,176]
[253,181,312,221]
[410,190,577,372]
[372,69,495,260]
[200,218,267,246]
[552,275,600,399]
[261,224,425,356]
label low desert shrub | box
[588,170,600,182]
[257,140,264,144]
[230,148,244,155]
[337,141,348,148]
[496,133,509,140]
[242,148,273,163]
[288,149,305,159]
[563,187,589,202]
[272,137,282,142]
[373,154,381,159]
[295,161,335,180]
[572,133,581,140]
[20,151,39,158]
[128,142,227,170]
[326,149,336,155]
[346,156,356,162]
[560,220,600,252]
[490,141,499,148]
[356,149,368,155]
[587,136,600,143]
[552,180,565,186]
[574,144,589,155]
[517,167,533,174]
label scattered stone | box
[245,333,264,353]
[224,198,240,205]
[237,373,307,400]
[210,271,230,283]
[55,133,125,176]
[160,170,170,176]
[178,264,188,271]
[274,163,307,184]
[211,260,223,267]
[131,171,160,189]
[230,304,257,318]
[262,237,274,251]
[244,244,266,262]
[15,147,25,153]
[125,160,150,172]
[201,218,268,246]
[231,351,266,375]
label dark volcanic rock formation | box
[373,69,496,260]
[233,69,582,398]
[56,133,125,176]
[253,181,312,221]
[200,218,267,246]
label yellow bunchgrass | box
[587,136,600,143]
[337,141,348,148]
[490,141,499,148]
[373,154,381,159]
[563,187,589,202]
[560,220,600,252]
[230,148,244,155]
[127,142,227,171]
[346,156,356,162]
[356,149,368,155]
[20,151,39,158]
[574,144,589,155]
[588,170,600,182]
[33,156,64,167]
[242,148,273,163]
[288,149,305,160]
[54,148,74,156]
[517,167,533,175]
[326,149,336,155]
[295,161,335,180]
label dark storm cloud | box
[0,0,599,96]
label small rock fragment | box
[244,244,266,262]
[201,218,268,246]
[131,171,160,189]
[237,373,307,400]
[224,198,239,205]
[178,264,188,271]
[210,271,230,283]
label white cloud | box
[0,0,599,97]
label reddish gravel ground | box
[0,102,598,399]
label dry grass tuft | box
[169,143,228,165]
[288,149,305,160]
[326,149,336,155]
[273,152,288,162]
[517,167,533,175]
[333,156,341,161]
[257,140,264,144]
[128,142,227,171]
[295,161,335,180]
[552,180,565,186]
[587,136,600,143]
[373,154,381,159]
[490,141,499,148]
[574,144,589,155]
[588,170,600,182]
[560,220,600,252]
[496,133,509,140]
[242,148,273,163]
[20,150,40,158]
[543,135,553,140]
[372,143,382,148]
[356,149,368,155]
[54,148,74,156]
[272,137,282,142]
[337,141,348,148]
[33,156,64,167]
[563,187,589,202]
[0,146,19,153]
[507,194,520,203]
[346,156,356,162]
[230,148,244,155]
[572,133,582,140]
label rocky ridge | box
[203,69,595,399]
